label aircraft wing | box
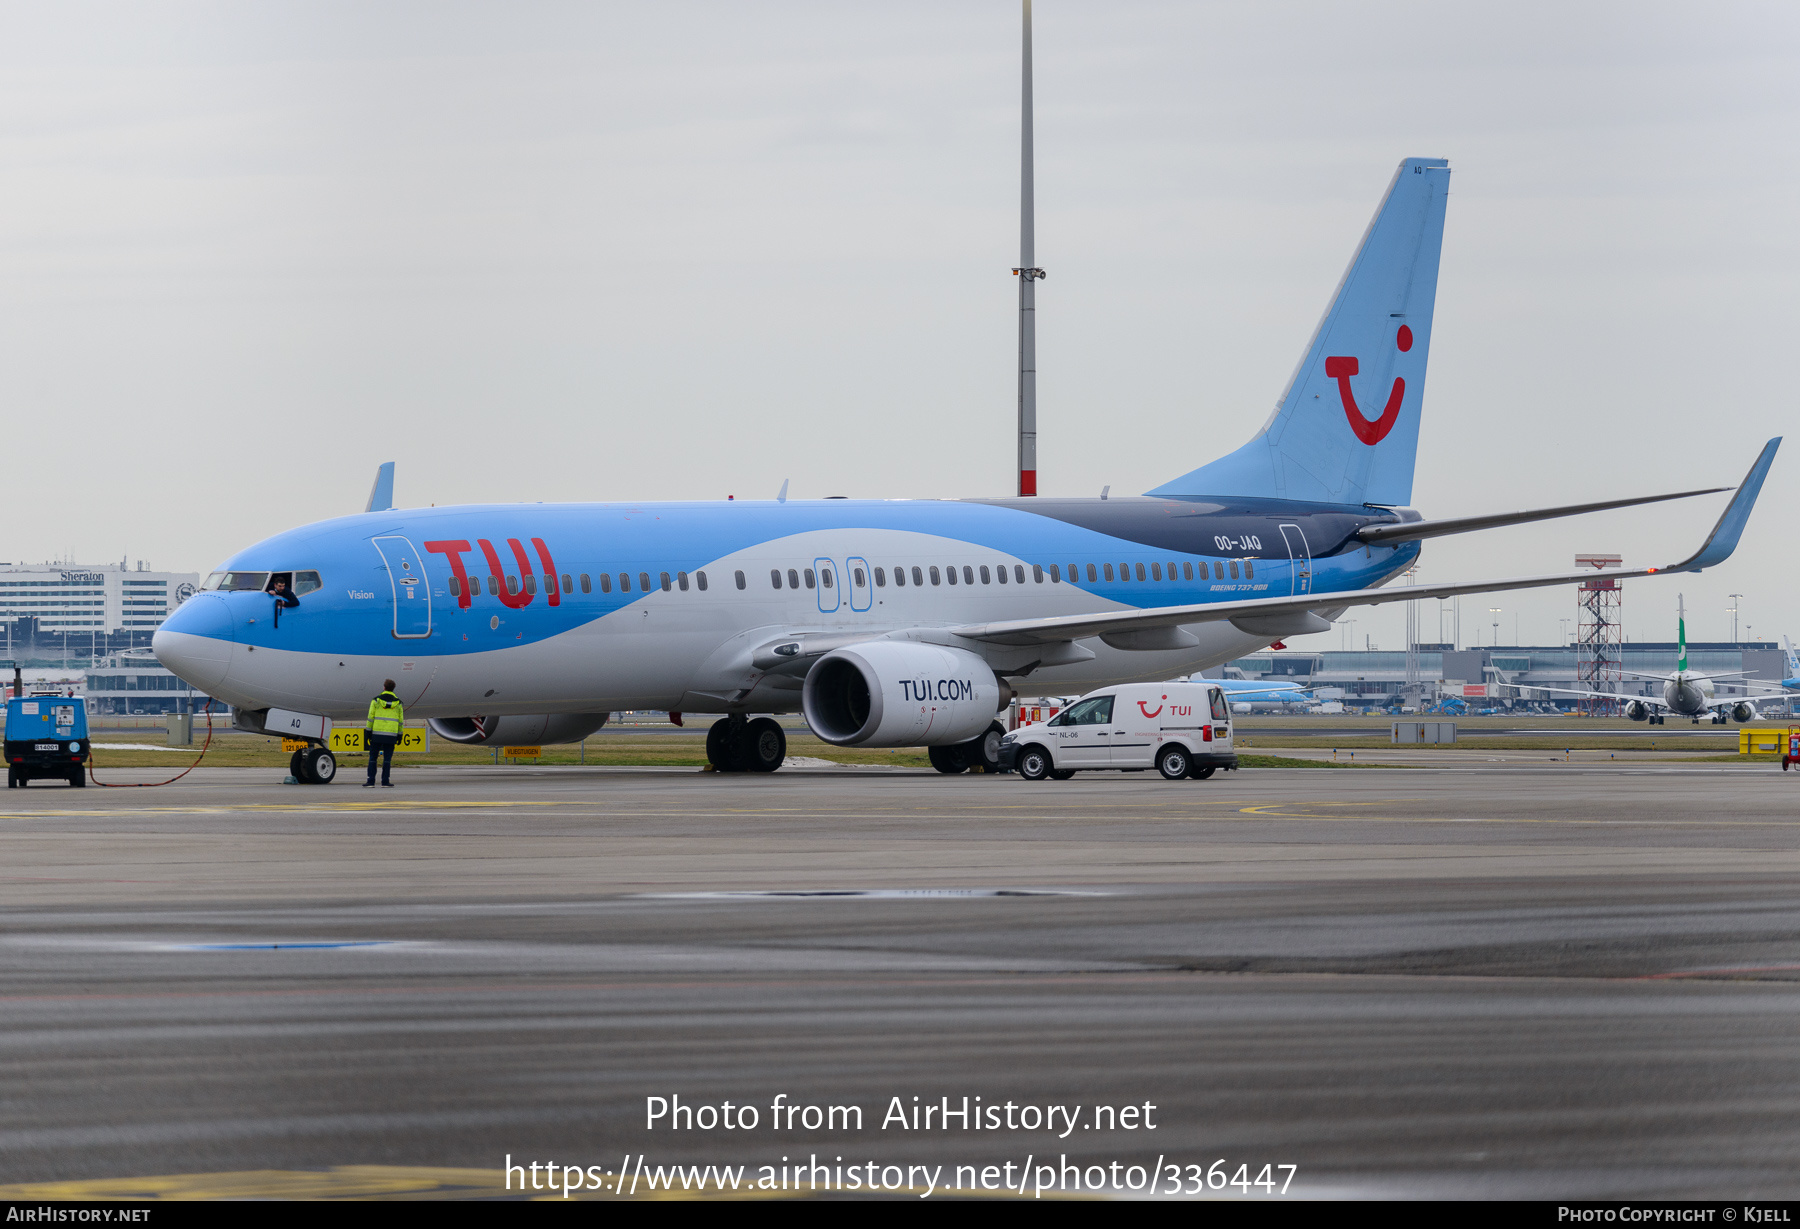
[950,439,1779,650]
[1497,679,1664,709]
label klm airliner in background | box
[153,158,1780,782]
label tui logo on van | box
[1138,699,1163,718]
[1326,324,1412,446]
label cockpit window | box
[292,571,322,595]
[202,571,270,592]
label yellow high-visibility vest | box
[367,692,404,737]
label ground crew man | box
[364,680,404,788]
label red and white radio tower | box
[1575,554,1624,716]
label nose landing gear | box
[289,746,338,784]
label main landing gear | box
[707,716,787,773]
[927,722,1007,775]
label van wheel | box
[1156,746,1190,780]
[1015,745,1052,781]
[1188,765,1216,780]
[928,744,970,774]
[70,765,86,788]
[6,768,15,789]
[1049,769,1076,781]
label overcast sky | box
[2,1,1795,650]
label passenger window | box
[979,565,991,584]
[1150,562,1162,581]
[1213,561,1224,580]
[1134,563,1146,582]
[1087,564,1098,582]
[912,566,924,586]
[996,564,1008,585]
[1229,561,1239,579]
[561,573,572,593]
[292,570,322,595]
[821,568,833,589]
[1032,564,1044,583]
[956,565,967,585]
[595,574,607,594]
[929,566,941,586]
[1068,563,1078,581]
[787,568,800,589]
[487,575,499,596]
[656,572,669,592]
[677,571,689,591]
[945,566,957,586]
[1049,564,1061,582]
[524,574,537,596]
[620,573,631,592]
[735,570,746,590]
[875,567,886,587]
[1183,562,1193,581]
[1103,563,1114,582]
[771,569,783,589]
[507,575,521,594]
[1014,565,1025,584]
[697,571,708,591]
[803,568,816,589]
[892,567,904,587]
[448,576,461,597]
[640,572,652,592]
[853,567,865,587]
[1245,560,1254,578]
[1167,561,1177,580]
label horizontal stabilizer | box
[1358,486,1730,545]
[950,439,1778,650]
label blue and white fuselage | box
[156,495,1418,722]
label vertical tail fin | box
[1150,157,1450,506]
[1677,594,1688,675]
[1785,636,1799,678]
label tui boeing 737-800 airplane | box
[152,158,1779,782]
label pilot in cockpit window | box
[268,573,300,626]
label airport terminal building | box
[0,561,201,658]
[1218,643,1791,711]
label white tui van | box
[997,682,1238,781]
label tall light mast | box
[1013,0,1044,496]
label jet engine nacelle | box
[802,641,1004,747]
[1626,701,1649,721]
[427,713,609,745]
[1733,703,1755,723]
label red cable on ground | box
[90,702,216,788]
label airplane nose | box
[153,594,235,691]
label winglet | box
[776,479,789,504]
[365,462,395,513]
[1663,439,1778,572]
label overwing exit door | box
[847,556,872,612]
[1279,524,1311,596]
[372,535,431,638]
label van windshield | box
[1060,696,1114,726]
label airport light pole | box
[1489,607,1501,649]
[1012,0,1043,497]
[1729,594,1743,643]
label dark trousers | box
[366,734,397,784]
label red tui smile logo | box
[1327,324,1411,445]
[1138,699,1164,718]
